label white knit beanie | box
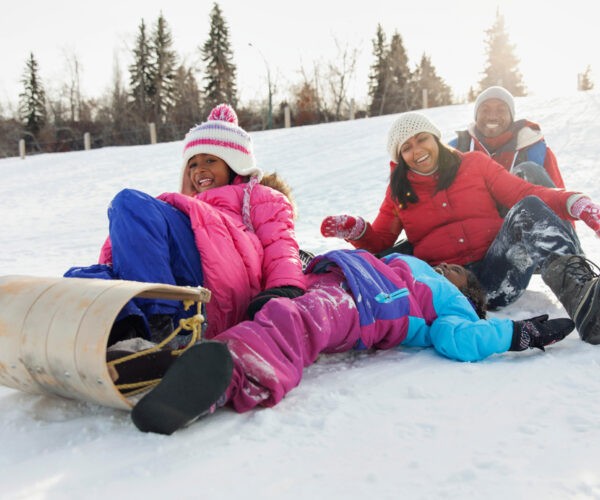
[474,86,515,120]
[181,104,263,180]
[386,112,442,162]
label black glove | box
[510,315,575,351]
[247,286,305,320]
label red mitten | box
[320,215,366,240]
[570,197,600,237]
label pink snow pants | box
[214,271,362,413]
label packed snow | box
[1,92,600,499]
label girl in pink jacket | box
[65,104,306,342]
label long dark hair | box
[390,137,462,208]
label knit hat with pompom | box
[386,112,441,162]
[182,104,262,179]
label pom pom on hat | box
[386,112,441,162]
[207,103,239,124]
[182,104,262,180]
[474,86,515,120]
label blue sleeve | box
[429,316,513,362]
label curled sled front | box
[0,275,210,410]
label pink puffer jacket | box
[100,178,306,338]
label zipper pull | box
[375,288,408,303]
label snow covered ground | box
[1,91,600,499]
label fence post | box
[149,123,157,145]
[19,139,26,159]
[422,89,428,109]
[349,98,355,120]
[284,105,291,128]
[84,132,91,151]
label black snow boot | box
[131,341,233,435]
[510,315,575,351]
[541,253,600,344]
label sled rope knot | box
[107,298,206,396]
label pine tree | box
[368,24,388,116]
[151,13,178,124]
[201,3,237,111]
[129,19,154,122]
[387,32,412,113]
[479,10,526,96]
[170,64,202,134]
[18,52,47,135]
[411,54,452,109]
[579,65,594,91]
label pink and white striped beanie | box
[182,104,262,180]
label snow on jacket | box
[448,119,565,188]
[351,151,578,266]
[217,250,513,412]
[100,177,306,338]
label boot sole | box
[574,279,600,344]
[131,341,233,435]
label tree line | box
[0,5,594,158]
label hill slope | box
[1,91,600,499]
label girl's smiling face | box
[399,132,440,174]
[183,154,232,195]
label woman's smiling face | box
[399,132,440,174]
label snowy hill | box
[1,91,600,499]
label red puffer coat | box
[352,151,578,266]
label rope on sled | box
[107,299,206,396]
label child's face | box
[183,154,231,195]
[434,263,468,289]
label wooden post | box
[284,105,291,128]
[84,132,91,151]
[349,99,355,120]
[422,89,428,109]
[149,123,157,144]
[19,139,26,159]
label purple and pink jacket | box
[99,177,306,338]
[215,250,513,413]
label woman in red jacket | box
[321,112,600,310]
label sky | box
[0,0,598,114]
[1,91,600,498]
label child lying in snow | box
[128,249,575,435]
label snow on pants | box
[65,188,203,321]
[467,195,583,309]
[215,270,364,413]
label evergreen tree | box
[579,65,594,91]
[18,52,46,135]
[129,19,154,122]
[170,64,202,134]
[479,10,526,96]
[201,3,238,111]
[151,13,178,124]
[387,31,412,112]
[411,54,452,109]
[368,24,389,116]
